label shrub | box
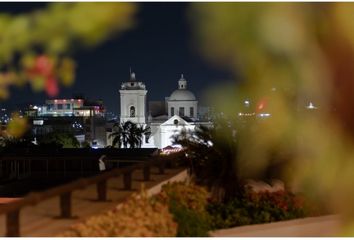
[245,190,308,223]
[169,199,210,237]
[156,181,210,213]
[60,181,318,237]
[207,190,312,229]
[60,191,177,237]
[155,181,211,236]
[207,198,252,229]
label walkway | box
[0,167,186,237]
[210,215,341,237]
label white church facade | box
[115,72,212,149]
[119,72,147,125]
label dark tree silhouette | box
[37,131,80,148]
[109,121,151,148]
[173,119,244,203]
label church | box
[116,72,212,149]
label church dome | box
[169,74,196,101]
[169,89,196,101]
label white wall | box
[120,89,147,124]
[160,124,195,149]
[167,100,198,119]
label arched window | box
[130,106,135,117]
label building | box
[119,72,147,125]
[28,98,107,148]
[113,72,212,149]
[166,74,198,119]
[36,98,105,118]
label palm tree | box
[127,122,139,148]
[173,119,243,203]
[122,121,133,148]
[109,122,124,148]
[109,121,151,148]
[134,124,151,148]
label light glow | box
[307,102,317,109]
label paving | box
[210,215,342,237]
[0,167,186,237]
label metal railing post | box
[96,180,107,201]
[6,210,20,237]
[60,192,72,218]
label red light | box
[258,103,264,110]
[256,98,267,112]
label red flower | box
[34,55,54,77]
[45,76,59,97]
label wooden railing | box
[0,155,178,237]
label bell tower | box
[119,72,147,124]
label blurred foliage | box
[60,190,177,237]
[169,200,210,237]
[156,181,210,214]
[207,189,316,230]
[0,2,137,99]
[155,181,211,237]
[153,181,315,235]
[0,2,137,140]
[1,113,28,138]
[190,3,354,234]
[60,180,317,236]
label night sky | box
[1,2,234,114]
